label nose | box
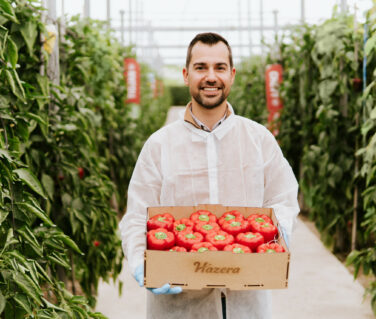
[205,68,217,82]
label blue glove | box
[133,264,182,295]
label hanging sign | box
[265,64,284,136]
[124,58,141,104]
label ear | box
[230,67,236,85]
[183,67,189,86]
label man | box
[119,32,299,319]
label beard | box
[191,88,227,110]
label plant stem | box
[70,252,76,295]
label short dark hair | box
[185,32,233,69]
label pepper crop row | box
[147,210,285,253]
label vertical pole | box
[247,0,252,57]
[107,0,111,29]
[135,0,139,52]
[341,0,347,14]
[61,0,64,16]
[47,0,56,19]
[45,0,60,87]
[351,4,359,252]
[238,0,242,57]
[148,21,153,65]
[139,0,144,59]
[61,0,65,22]
[273,10,278,40]
[260,0,264,56]
[40,1,46,76]
[140,0,144,59]
[129,0,132,45]
[301,0,305,24]
[84,0,90,18]
[120,10,125,45]
[60,0,65,36]
[272,10,278,61]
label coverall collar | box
[184,101,232,130]
[182,102,236,141]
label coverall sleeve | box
[119,138,162,275]
[261,128,300,240]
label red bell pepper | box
[176,229,204,250]
[206,230,234,250]
[236,232,264,251]
[194,221,221,236]
[218,210,244,226]
[221,219,250,236]
[190,210,217,223]
[223,243,252,253]
[249,221,278,243]
[147,213,175,231]
[173,218,194,236]
[190,242,218,252]
[168,246,187,252]
[247,214,273,225]
[147,228,175,250]
[257,243,285,253]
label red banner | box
[124,58,141,104]
[265,64,284,136]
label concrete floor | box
[95,107,374,318]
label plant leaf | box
[0,290,5,314]
[12,272,42,306]
[42,298,69,313]
[16,226,43,257]
[17,202,54,227]
[365,35,376,56]
[34,262,53,284]
[13,294,32,314]
[1,228,18,255]
[5,37,17,68]
[20,21,38,56]
[36,74,50,97]
[0,149,13,162]
[47,252,70,269]
[41,173,54,200]
[5,69,16,94]
[0,209,9,226]
[10,68,25,100]
[56,232,83,255]
[0,0,19,23]
[13,168,47,199]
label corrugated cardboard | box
[144,204,290,290]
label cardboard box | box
[144,204,290,290]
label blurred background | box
[54,0,373,82]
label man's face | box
[183,42,236,110]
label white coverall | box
[119,103,300,319]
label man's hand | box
[133,264,183,295]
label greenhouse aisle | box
[95,107,374,318]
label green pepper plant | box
[0,0,109,317]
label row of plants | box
[347,6,376,313]
[230,55,268,124]
[0,0,170,317]
[230,7,376,314]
